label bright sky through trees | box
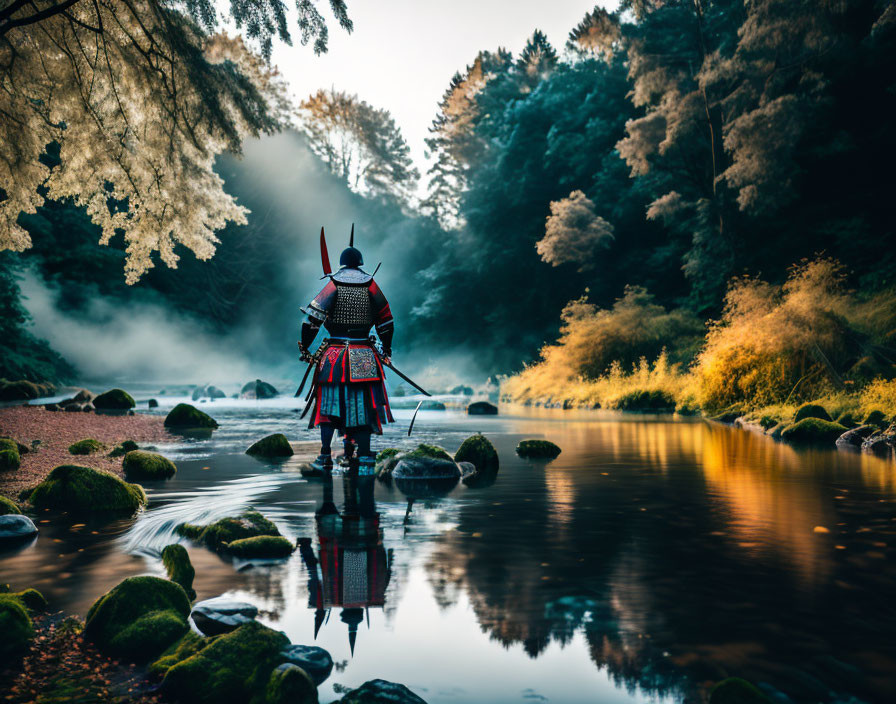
[273,0,616,181]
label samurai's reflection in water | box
[298,473,391,655]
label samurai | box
[299,225,395,475]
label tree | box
[298,88,418,201]
[0,0,352,282]
[537,190,614,271]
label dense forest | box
[2,0,895,416]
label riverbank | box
[0,406,171,498]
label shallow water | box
[3,397,896,704]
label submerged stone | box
[176,510,280,552]
[280,644,334,685]
[246,433,294,458]
[29,465,146,515]
[337,679,428,704]
[516,439,562,459]
[123,450,177,480]
[191,596,258,636]
[164,403,219,429]
[85,576,190,661]
[226,535,294,559]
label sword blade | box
[382,360,431,397]
[320,226,332,276]
[408,400,424,436]
[294,360,314,397]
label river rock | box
[266,663,317,704]
[240,379,278,399]
[177,510,280,551]
[191,596,258,635]
[862,428,896,458]
[835,424,878,449]
[29,465,146,515]
[517,439,562,459]
[0,591,35,657]
[279,644,334,685]
[147,398,159,408]
[192,385,227,401]
[793,403,832,423]
[0,438,21,471]
[164,403,218,430]
[467,401,498,415]
[455,434,499,487]
[392,456,461,480]
[123,450,177,480]
[93,388,136,410]
[337,679,428,704]
[0,514,38,541]
[162,544,196,599]
[246,433,294,458]
[64,403,83,412]
[0,495,21,515]
[781,418,847,445]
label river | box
[2,396,895,704]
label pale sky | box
[271,0,614,181]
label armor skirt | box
[308,342,394,434]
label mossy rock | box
[123,450,177,480]
[109,440,139,458]
[757,415,779,430]
[768,422,787,439]
[781,418,847,445]
[14,587,47,612]
[68,438,106,455]
[0,592,35,657]
[793,403,832,423]
[177,511,280,552]
[246,434,294,458]
[29,465,146,515]
[226,535,294,559]
[162,544,196,600]
[516,439,562,459]
[709,677,770,704]
[338,679,426,704]
[0,438,21,471]
[150,631,208,676]
[377,444,456,481]
[93,388,136,410]
[165,403,219,429]
[834,412,858,428]
[611,389,676,413]
[709,408,743,424]
[161,621,290,704]
[0,379,54,401]
[376,448,401,463]
[266,663,317,704]
[404,444,453,462]
[863,409,889,429]
[467,401,498,415]
[454,434,499,485]
[85,576,190,661]
[0,494,21,515]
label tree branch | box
[0,0,84,36]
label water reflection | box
[298,473,391,655]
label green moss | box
[757,415,779,430]
[404,443,453,462]
[226,535,294,559]
[793,403,832,423]
[0,437,21,471]
[610,389,676,412]
[14,587,47,612]
[123,450,177,480]
[92,388,136,410]
[0,593,34,657]
[29,465,146,515]
[85,576,190,660]
[246,434,294,458]
[781,418,847,445]
[165,403,219,429]
[67,438,106,455]
[863,409,888,429]
[769,422,786,439]
[516,439,562,459]
[834,412,858,428]
[709,677,770,704]
[0,379,53,401]
[375,448,400,463]
[265,664,317,704]
[150,631,209,677]
[455,434,499,474]
[176,510,280,552]
[162,544,196,600]
[161,621,291,704]
[108,440,139,457]
[0,494,21,514]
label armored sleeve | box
[300,280,337,350]
[369,280,393,355]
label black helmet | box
[338,223,363,268]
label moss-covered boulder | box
[246,434,294,458]
[123,450,177,480]
[0,494,21,515]
[68,438,106,455]
[708,677,770,704]
[150,631,208,676]
[240,379,279,400]
[13,587,47,612]
[93,388,136,410]
[781,418,847,445]
[611,389,676,413]
[834,412,858,428]
[516,439,562,459]
[29,465,146,515]
[793,403,832,423]
[266,663,317,704]
[162,544,196,600]
[454,434,499,488]
[391,444,460,482]
[85,576,190,661]
[165,403,219,429]
[0,437,21,471]
[467,401,498,415]
[863,409,889,429]
[177,510,280,552]
[226,535,294,559]
[0,379,54,401]
[161,621,291,704]
[0,592,35,657]
[109,440,139,458]
[337,679,427,704]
